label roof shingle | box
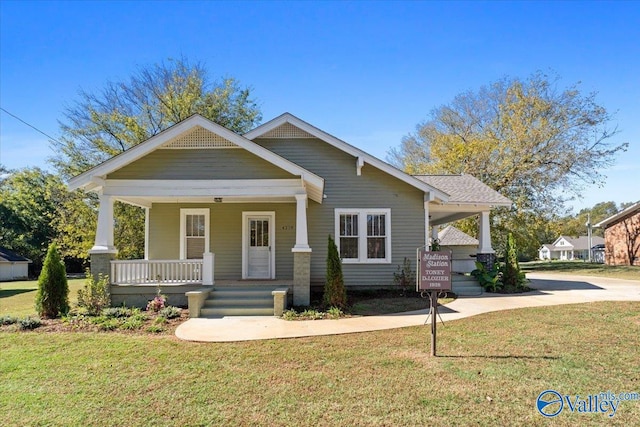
[414,174,511,206]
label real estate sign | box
[417,250,452,291]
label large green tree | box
[390,72,627,258]
[0,167,93,273]
[0,167,60,272]
[51,57,262,178]
[555,201,620,238]
[50,57,262,259]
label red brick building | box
[595,203,640,266]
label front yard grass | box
[2,301,639,426]
[0,278,85,317]
[521,260,639,280]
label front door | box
[243,212,275,279]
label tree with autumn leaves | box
[390,71,628,258]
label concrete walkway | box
[175,273,640,342]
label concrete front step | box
[203,297,272,307]
[201,286,275,317]
[452,274,479,282]
[200,306,274,317]
[452,285,484,295]
[451,274,483,295]
[210,287,274,298]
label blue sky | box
[1,0,638,213]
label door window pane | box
[250,219,269,247]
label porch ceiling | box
[429,203,494,226]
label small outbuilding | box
[437,225,479,273]
[0,247,31,281]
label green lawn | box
[0,278,85,317]
[2,301,639,426]
[522,260,640,280]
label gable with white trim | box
[69,115,325,204]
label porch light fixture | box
[214,197,223,203]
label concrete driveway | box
[175,273,640,342]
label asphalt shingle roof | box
[550,236,604,251]
[438,225,479,246]
[0,247,31,262]
[413,174,512,206]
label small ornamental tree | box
[324,235,347,309]
[35,244,69,318]
[502,232,526,291]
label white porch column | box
[90,194,117,254]
[293,194,310,250]
[144,207,150,260]
[478,211,494,254]
[423,197,430,248]
[292,193,311,306]
[431,226,439,242]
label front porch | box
[105,257,292,315]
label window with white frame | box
[180,209,210,259]
[335,209,391,263]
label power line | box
[0,107,62,144]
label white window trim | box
[335,208,391,264]
[180,208,210,259]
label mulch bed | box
[0,309,190,335]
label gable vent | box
[162,126,238,149]
[258,122,316,139]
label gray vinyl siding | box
[254,138,426,287]
[149,202,296,280]
[107,149,294,180]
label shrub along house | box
[68,113,511,316]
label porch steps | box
[451,274,483,296]
[200,286,275,317]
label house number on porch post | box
[417,248,452,356]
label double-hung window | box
[335,209,391,263]
[180,209,210,259]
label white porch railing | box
[111,259,207,285]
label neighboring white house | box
[0,247,31,281]
[538,236,604,261]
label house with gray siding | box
[69,113,511,316]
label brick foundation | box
[293,251,311,306]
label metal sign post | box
[417,248,452,356]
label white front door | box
[243,212,275,279]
